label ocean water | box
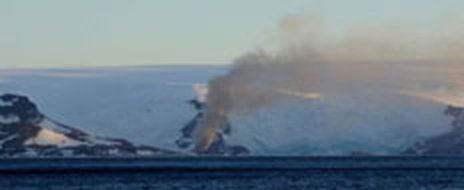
[1,157,464,189]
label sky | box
[0,0,463,68]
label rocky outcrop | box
[176,99,250,156]
[0,93,176,157]
[405,105,464,155]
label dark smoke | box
[192,13,464,152]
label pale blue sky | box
[0,0,462,68]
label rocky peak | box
[0,94,43,125]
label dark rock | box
[177,99,250,156]
[0,93,43,123]
[405,105,464,155]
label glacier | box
[0,66,226,152]
[0,65,460,155]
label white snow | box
[24,128,84,147]
[37,118,123,146]
[136,149,155,156]
[0,115,20,124]
[85,136,121,146]
[0,98,13,107]
[0,134,18,148]
[108,149,120,155]
[193,83,209,103]
[38,118,72,134]
[19,148,39,157]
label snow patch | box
[0,134,18,148]
[85,136,122,146]
[276,89,321,100]
[25,128,83,147]
[0,98,13,107]
[137,149,155,156]
[38,118,72,134]
[0,115,20,124]
[19,148,39,157]
[193,83,208,103]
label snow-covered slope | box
[0,66,225,151]
[0,93,175,157]
[225,90,455,156]
[405,105,464,155]
[1,65,462,156]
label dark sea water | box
[1,157,464,190]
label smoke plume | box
[192,13,464,152]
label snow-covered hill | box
[0,66,225,152]
[0,93,176,157]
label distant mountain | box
[0,93,176,157]
[2,91,460,157]
[405,106,464,155]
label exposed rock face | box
[0,93,175,157]
[446,106,464,130]
[176,99,250,156]
[405,105,464,155]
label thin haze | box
[1,0,463,68]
